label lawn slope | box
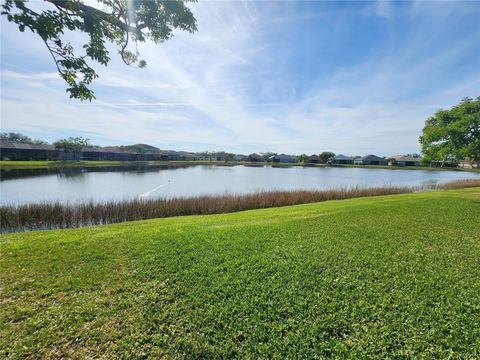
[1,188,479,358]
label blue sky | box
[1,0,479,155]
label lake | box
[1,165,478,205]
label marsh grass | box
[2,179,479,233]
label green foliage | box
[386,157,396,165]
[248,153,264,162]
[0,132,47,145]
[260,152,276,159]
[319,151,335,163]
[1,188,480,357]
[296,154,308,163]
[1,0,197,101]
[53,136,91,152]
[224,153,234,162]
[420,97,480,166]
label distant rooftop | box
[331,154,353,160]
[391,155,422,162]
[360,154,385,161]
[0,140,55,151]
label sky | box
[1,0,479,156]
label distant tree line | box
[1,133,92,153]
[4,95,478,167]
[0,132,48,145]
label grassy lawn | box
[1,188,479,358]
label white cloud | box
[1,0,479,155]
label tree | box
[0,132,48,145]
[296,154,308,163]
[260,152,275,159]
[248,153,263,162]
[386,157,397,166]
[319,152,335,163]
[54,136,91,152]
[2,0,197,101]
[224,153,234,163]
[420,97,480,167]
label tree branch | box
[44,0,146,35]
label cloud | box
[1,0,479,155]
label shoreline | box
[1,160,478,172]
[2,179,479,233]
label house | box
[247,153,264,162]
[162,151,181,161]
[177,151,199,161]
[458,159,478,169]
[268,154,296,163]
[196,153,211,161]
[430,160,458,168]
[390,155,422,167]
[233,154,247,162]
[0,140,203,162]
[307,154,321,163]
[80,147,110,161]
[0,140,59,160]
[354,154,388,166]
[328,154,354,165]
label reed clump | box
[1,179,479,233]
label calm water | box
[1,165,478,205]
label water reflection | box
[0,164,193,181]
[1,165,478,205]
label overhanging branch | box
[44,0,146,35]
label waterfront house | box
[390,155,422,167]
[458,158,478,169]
[163,151,182,161]
[354,154,388,166]
[1,140,181,162]
[328,154,354,165]
[177,151,199,161]
[196,153,211,161]
[247,153,264,162]
[0,140,59,160]
[269,154,296,163]
[307,155,321,163]
[214,154,225,161]
[233,154,247,162]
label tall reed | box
[1,179,479,233]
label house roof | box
[176,151,196,157]
[360,154,385,161]
[331,154,353,161]
[101,146,128,153]
[391,155,422,162]
[308,155,320,160]
[270,153,295,160]
[0,140,55,151]
[459,158,478,164]
[159,150,181,156]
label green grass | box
[1,188,480,358]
